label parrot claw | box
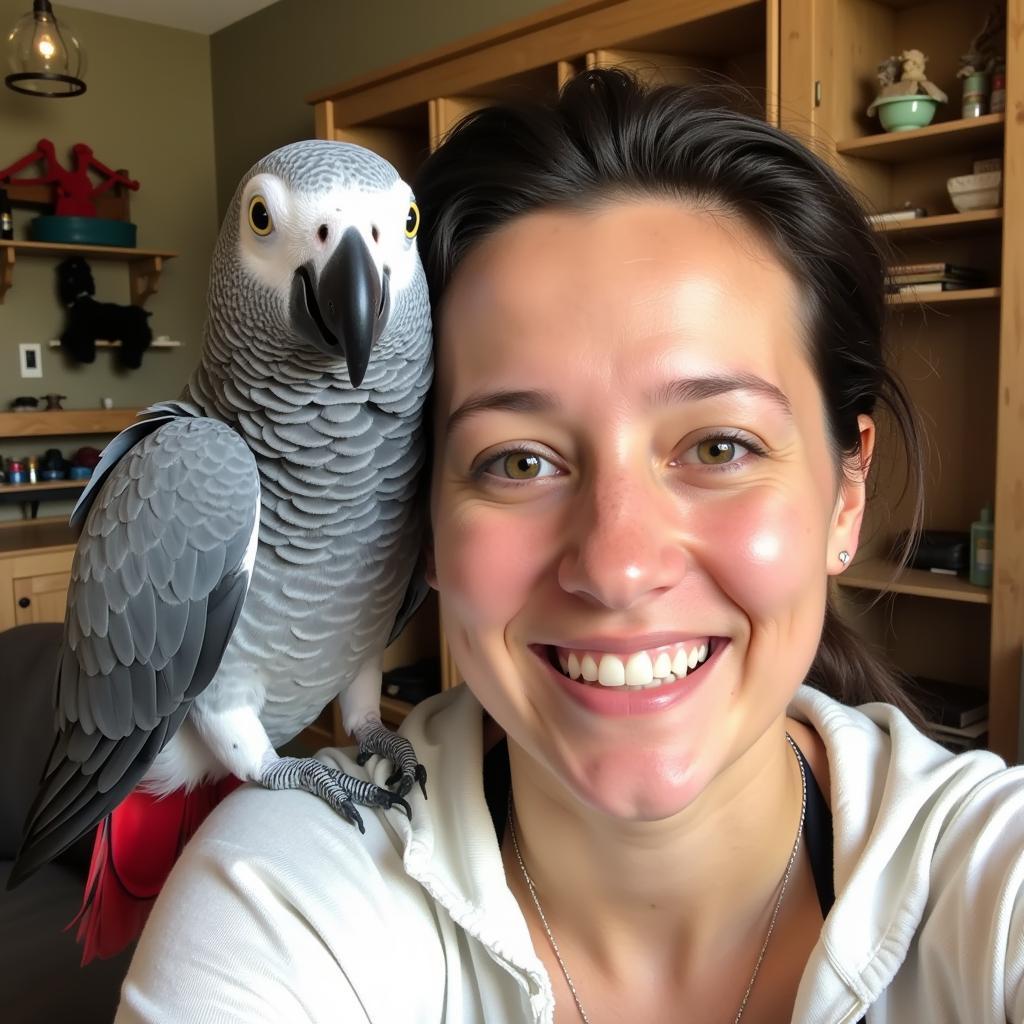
[258,755,412,834]
[354,722,428,804]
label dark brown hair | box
[414,68,927,725]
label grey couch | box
[0,623,135,1024]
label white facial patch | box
[237,173,420,307]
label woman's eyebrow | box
[650,373,793,418]
[446,388,558,437]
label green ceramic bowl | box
[874,95,940,133]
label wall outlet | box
[19,342,42,378]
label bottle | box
[990,68,1006,114]
[26,456,38,485]
[0,188,13,241]
[969,505,994,587]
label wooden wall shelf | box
[46,337,182,350]
[886,286,1001,306]
[0,240,177,306]
[836,114,1005,162]
[875,209,1003,239]
[0,408,140,438]
[0,479,87,497]
[838,557,992,605]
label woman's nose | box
[556,471,689,609]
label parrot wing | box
[9,416,260,886]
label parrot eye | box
[248,196,273,236]
[405,202,420,239]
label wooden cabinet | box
[777,0,1021,760]
[306,0,1023,760]
[0,522,75,630]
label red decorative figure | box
[0,138,138,217]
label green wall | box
[0,2,217,518]
[210,0,557,216]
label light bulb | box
[36,32,54,59]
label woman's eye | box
[248,196,273,236]
[677,434,765,469]
[480,449,559,481]
[697,439,741,465]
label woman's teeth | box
[554,642,711,689]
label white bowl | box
[947,170,1002,212]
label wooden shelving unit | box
[794,0,1021,760]
[0,240,177,305]
[838,557,992,605]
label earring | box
[838,550,850,566]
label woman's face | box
[430,200,869,821]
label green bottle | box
[969,505,994,587]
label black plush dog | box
[56,256,153,369]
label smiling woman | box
[115,71,1024,1024]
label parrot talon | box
[354,721,427,805]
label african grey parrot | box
[9,140,433,901]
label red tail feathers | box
[71,776,241,964]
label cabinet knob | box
[17,597,30,608]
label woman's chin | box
[561,744,712,822]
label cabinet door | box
[13,571,70,625]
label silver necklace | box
[507,733,807,1024]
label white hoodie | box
[117,684,1024,1023]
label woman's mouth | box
[546,639,716,690]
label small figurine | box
[957,5,1005,79]
[868,49,948,116]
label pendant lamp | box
[5,0,86,98]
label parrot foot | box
[354,722,428,801]
[258,755,411,835]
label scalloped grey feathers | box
[10,139,432,883]
[12,419,257,880]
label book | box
[908,676,988,729]
[889,262,985,278]
[868,208,927,225]
[894,282,974,294]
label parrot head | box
[210,140,427,389]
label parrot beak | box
[289,227,391,388]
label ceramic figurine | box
[868,49,948,115]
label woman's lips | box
[532,639,727,716]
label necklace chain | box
[507,733,807,1024]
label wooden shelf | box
[0,407,140,438]
[0,240,177,305]
[875,209,1003,240]
[47,337,182,350]
[836,114,1005,163]
[887,286,1001,307]
[0,479,87,496]
[838,557,992,605]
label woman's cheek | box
[693,488,824,616]
[435,498,554,627]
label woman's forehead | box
[436,201,808,404]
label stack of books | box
[887,262,986,295]
[907,676,989,752]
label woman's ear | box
[827,414,875,576]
